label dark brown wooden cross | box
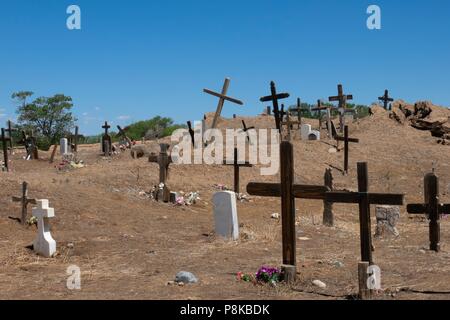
[323,168,334,227]
[102,121,112,156]
[335,126,360,175]
[260,81,290,133]
[148,143,173,202]
[407,172,450,252]
[289,98,308,129]
[241,120,255,143]
[187,121,195,146]
[312,100,336,138]
[325,163,404,264]
[223,148,252,193]
[12,181,37,225]
[117,125,132,148]
[329,84,354,134]
[1,128,11,172]
[378,90,394,110]
[246,141,330,281]
[68,126,80,152]
[5,120,17,155]
[204,78,244,130]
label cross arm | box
[247,183,329,200]
[260,93,289,103]
[407,203,427,214]
[335,136,360,143]
[12,196,37,204]
[203,89,244,105]
[326,191,404,205]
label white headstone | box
[213,191,239,240]
[32,199,56,258]
[300,124,320,141]
[60,138,69,155]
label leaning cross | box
[407,172,450,252]
[246,141,330,282]
[325,162,404,265]
[5,120,17,155]
[241,120,255,143]
[204,78,244,130]
[378,90,394,111]
[148,143,173,202]
[12,181,37,225]
[335,126,360,175]
[223,148,252,194]
[329,84,354,134]
[68,126,80,153]
[32,199,56,258]
[117,125,132,148]
[260,81,290,133]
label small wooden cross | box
[335,126,360,175]
[148,144,173,202]
[187,121,195,146]
[1,128,11,171]
[260,81,290,133]
[407,172,450,252]
[19,130,38,160]
[68,126,80,153]
[289,98,309,129]
[325,162,404,264]
[223,148,252,193]
[378,90,394,110]
[5,120,17,155]
[102,122,112,156]
[204,78,244,130]
[241,120,255,143]
[117,125,132,148]
[329,84,354,134]
[12,181,37,225]
[246,141,330,282]
[312,101,336,138]
[102,121,111,135]
[280,113,300,141]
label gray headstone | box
[374,206,400,238]
[60,138,68,155]
[213,191,239,240]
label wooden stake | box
[323,169,334,227]
[12,182,37,225]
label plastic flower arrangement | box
[255,266,282,284]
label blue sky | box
[0,0,449,135]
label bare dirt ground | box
[1,104,449,300]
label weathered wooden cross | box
[148,143,173,202]
[280,113,300,141]
[312,101,336,138]
[223,148,252,193]
[19,130,39,160]
[5,120,17,155]
[260,81,290,133]
[117,125,132,148]
[246,141,330,282]
[68,126,80,153]
[323,168,334,227]
[289,98,309,129]
[12,181,37,225]
[378,90,394,110]
[1,128,11,171]
[407,172,450,252]
[335,126,360,175]
[102,121,112,156]
[329,84,354,133]
[241,120,255,143]
[325,162,404,264]
[204,78,244,130]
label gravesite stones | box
[223,148,252,194]
[300,124,320,141]
[12,182,37,225]
[329,84,354,134]
[203,78,244,131]
[1,128,10,171]
[213,191,239,241]
[260,81,290,133]
[5,120,17,155]
[378,90,394,111]
[407,171,450,252]
[335,126,360,175]
[101,121,112,156]
[149,143,173,203]
[32,199,56,258]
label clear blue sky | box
[0,0,449,135]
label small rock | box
[333,261,344,268]
[175,271,198,284]
[178,282,185,287]
[419,249,426,254]
[328,148,337,154]
[271,213,280,219]
[166,281,175,286]
[67,243,74,249]
[312,280,327,289]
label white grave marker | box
[60,138,69,155]
[32,199,56,258]
[213,191,239,240]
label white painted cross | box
[32,199,56,258]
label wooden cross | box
[5,120,17,155]
[148,143,173,202]
[280,113,300,141]
[289,98,309,129]
[68,126,80,152]
[378,90,394,110]
[187,121,195,146]
[407,172,450,252]
[1,128,11,171]
[335,126,360,175]
[246,141,330,281]
[204,78,244,130]
[102,121,112,156]
[329,84,354,133]
[312,101,336,138]
[241,120,255,143]
[223,148,252,193]
[260,81,290,133]
[117,125,132,148]
[19,130,39,160]
[325,162,404,264]
[12,181,37,225]
[280,104,286,123]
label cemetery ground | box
[1,107,449,300]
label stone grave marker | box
[32,199,56,258]
[213,191,239,241]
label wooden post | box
[323,169,334,227]
[73,126,79,152]
[12,182,37,225]
[49,144,58,164]
[358,262,372,300]
[260,81,290,133]
[335,126,359,175]
[1,128,10,172]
